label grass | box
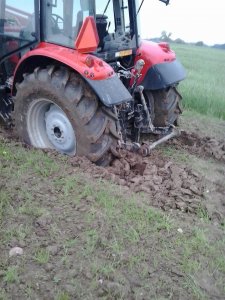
[180,110,225,140]
[196,205,210,222]
[162,146,190,164]
[1,136,225,299]
[183,275,207,300]
[56,292,70,300]
[171,43,225,120]
[34,249,50,264]
[3,224,31,243]
[0,191,10,223]
[3,266,19,284]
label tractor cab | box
[0,0,139,61]
[95,0,139,60]
[43,0,139,61]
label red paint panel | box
[14,42,113,81]
[133,40,176,85]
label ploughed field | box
[1,44,225,299]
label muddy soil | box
[1,117,225,299]
[40,125,225,223]
[170,130,225,162]
[68,150,206,215]
[1,120,224,220]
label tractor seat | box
[96,14,108,49]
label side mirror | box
[159,0,170,5]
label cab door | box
[0,0,37,62]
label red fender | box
[12,42,132,107]
[133,40,176,85]
[14,42,114,84]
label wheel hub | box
[45,105,76,154]
[53,127,62,139]
[27,99,76,155]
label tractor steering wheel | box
[51,14,64,34]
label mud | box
[2,121,224,218]
[171,130,225,162]
[0,121,215,217]
[66,148,205,215]
[66,129,225,220]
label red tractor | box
[0,0,185,165]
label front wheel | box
[14,65,119,166]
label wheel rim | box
[27,98,76,155]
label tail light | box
[85,56,94,68]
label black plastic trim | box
[85,75,132,107]
[141,59,186,90]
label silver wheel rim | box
[27,98,76,155]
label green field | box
[1,137,225,299]
[1,43,225,299]
[171,43,225,120]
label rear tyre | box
[14,65,119,166]
[145,87,182,127]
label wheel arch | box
[132,40,186,89]
[12,54,81,96]
[13,51,132,106]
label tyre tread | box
[14,65,119,165]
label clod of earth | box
[171,131,225,162]
[68,147,205,214]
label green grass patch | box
[171,43,225,120]
[3,224,31,244]
[34,249,50,264]
[3,266,19,284]
[0,191,10,224]
[56,292,70,300]
[183,275,207,300]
